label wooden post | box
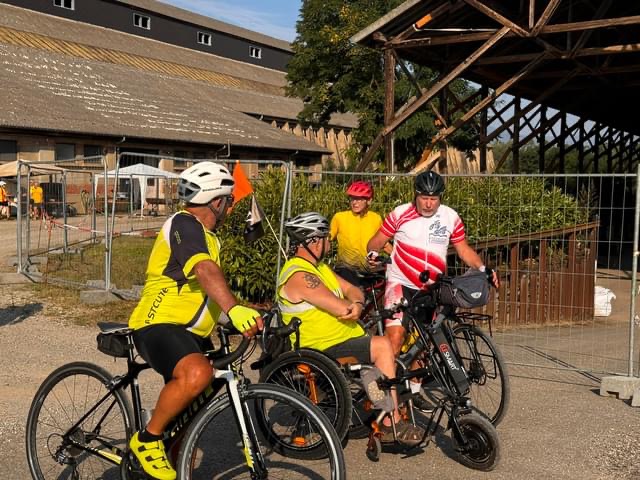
[578,119,585,172]
[384,48,395,172]
[593,122,600,173]
[479,86,488,172]
[559,111,566,172]
[539,105,547,172]
[512,96,521,173]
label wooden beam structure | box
[352,0,640,173]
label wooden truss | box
[355,0,640,173]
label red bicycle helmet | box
[346,181,374,199]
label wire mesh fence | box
[15,159,639,377]
[290,170,639,377]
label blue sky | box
[160,0,302,41]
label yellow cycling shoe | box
[129,431,176,480]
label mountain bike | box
[25,322,346,480]
[360,268,510,426]
[350,289,501,470]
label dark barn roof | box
[0,41,327,154]
[0,3,358,153]
[352,0,640,135]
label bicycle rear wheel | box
[452,324,510,426]
[26,361,134,480]
[259,349,352,443]
[177,383,346,479]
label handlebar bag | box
[438,269,489,308]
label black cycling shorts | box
[132,324,213,383]
[323,335,371,364]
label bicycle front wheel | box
[26,361,134,480]
[177,383,346,480]
[452,324,510,426]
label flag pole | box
[262,207,288,260]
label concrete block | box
[80,290,120,305]
[600,375,640,400]
[632,388,640,408]
[86,279,106,289]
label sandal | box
[379,420,425,446]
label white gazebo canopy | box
[94,163,180,214]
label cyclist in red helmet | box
[330,180,390,286]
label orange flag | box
[232,161,253,206]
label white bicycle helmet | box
[177,161,234,205]
[285,212,330,244]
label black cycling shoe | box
[412,393,435,413]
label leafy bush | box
[219,170,589,302]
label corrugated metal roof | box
[0,4,358,129]
[0,42,328,153]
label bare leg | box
[369,335,404,424]
[145,353,213,436]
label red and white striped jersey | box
[380,202,465,289]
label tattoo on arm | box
[303,273,321,289]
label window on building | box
[0,140,17,162]
[249,46,262,59]
[197,32,212,46]
[53,0,74,10]
[55,143,76,161]
[83,145,103,163]
[133,13,151,30]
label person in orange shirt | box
[0,181,9,219]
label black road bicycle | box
[25,322,346,480]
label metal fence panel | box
[290,170,639,377]
[17,158,107,289]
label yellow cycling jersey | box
[128,211,223,337]
[330,210,382,269]
[277,257,365,352]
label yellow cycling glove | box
[227,304,260,333]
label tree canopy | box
[287,0,480,171]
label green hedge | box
[220,170,589,302]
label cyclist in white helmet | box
[127,161,263,480]
[277,212,425,445]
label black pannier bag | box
[437,269,489,309]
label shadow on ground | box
[0,303,43,326]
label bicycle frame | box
[58,328,264,477]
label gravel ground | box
[0,220,638,479]
[1,283,639,480]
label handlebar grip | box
[270,317,301,337]
[210,336,250,370]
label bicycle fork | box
[219,369,267,479]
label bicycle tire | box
[452,323,510,426]
[26,361,134,480]
[452,413,501,471]
[259,349,352,443]
[176,383,346,479]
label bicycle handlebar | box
[268,317,302,337]
[208,331,250,369]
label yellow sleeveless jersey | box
[330,210,382,269]
[277,257,365,351]
[128,211,223,337]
